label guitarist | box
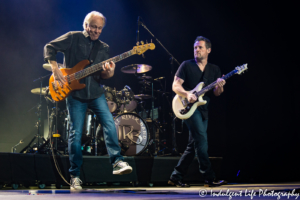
[168,36,226,187]
[44,11,132,190]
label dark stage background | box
[0,0,298,183]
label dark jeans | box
[66,94,123,177]
[171,109,215,181]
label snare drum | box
[103,86,117,113]
[114,113,149,156]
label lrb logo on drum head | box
[114,113,149,156]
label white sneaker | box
[70,177,82,190]
[113,161,133,175]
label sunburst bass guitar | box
[49,43,155,102]
[172,64,248,120]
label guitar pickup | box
[52,82,58,92]
[56,91,63,98]
[55,96,62,101]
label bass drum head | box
[114,113,149,156]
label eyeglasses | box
[89,25,103,31]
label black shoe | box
[168,179,190,187]
[204,179,227,187]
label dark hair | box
[194,36,211,49]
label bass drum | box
[114,113,149,156]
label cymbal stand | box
[138,79,157,155]
[20,75,51,153]
[139,18,180,154]
[150,82,157,155]
[38,98,68,155]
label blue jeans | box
[66,94,123,177]
[171,109,215,181]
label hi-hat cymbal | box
[134,94,152,100]
[121,64,152,74]
[31,87,49,95]
[43,63,63,71]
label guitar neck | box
[74,50,134,80]
[196,69,239,96]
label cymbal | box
[134,94,152,100]
[137,75,152,80]
[31,87,49,95]
[43,63,63,71]
[121,64,152,74]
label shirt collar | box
[83,30,89,38]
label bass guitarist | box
[44,11,133,191]
[168,36,226,187]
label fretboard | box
[196,69,238,97]
[74,50,134,80]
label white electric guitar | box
[172,64,248,120]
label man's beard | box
[195,55,204,62]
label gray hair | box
[83,11,106,30]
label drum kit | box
[24,62,169,156]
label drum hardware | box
[139,80,151,85]
[149,80,157,155]
[11,140,23,153]
[137,75,152,80]
[20,74,51,153]
[103,86,117,113]
[120,64,152,74]
[117,85,137,113]
[31,87,50,95]
[134,94,152,100]
[37,104,68,155]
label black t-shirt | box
[175,59,221,119]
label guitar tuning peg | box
[146,40,148,44]
[136,41,139,46]
[142,54,145,58]
[151,39,152,43]
[141,41,144,45]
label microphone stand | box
[138,18,180,155]
[138,18,180,66]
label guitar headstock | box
[132,42,155,55]
[235,63,248,75]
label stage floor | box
[1,183,300,199]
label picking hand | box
[187,93,197,103]
[53,67,66,88]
